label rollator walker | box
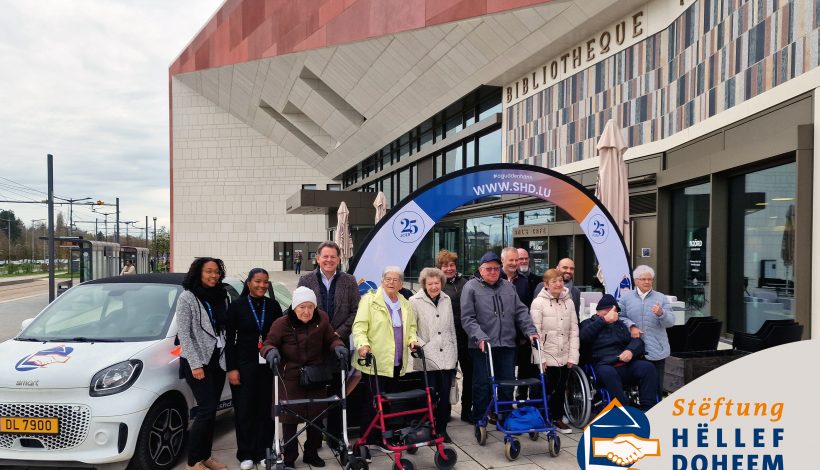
[266,354,365,470]
[474,340,561,461]
[353,346,458,470]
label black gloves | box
[265,347,281,372]
[334,345,350,366]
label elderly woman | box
[618,265,674,395]
[260,287,347,469]
[352,266,418,443]
[436,249,473,422]
[409,267,457,441]
[530,268,579,434]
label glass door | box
[670,182,711,317]
[728,162,796,333]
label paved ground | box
[0,278,50,341]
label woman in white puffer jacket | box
[530,268,579,433]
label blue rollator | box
[474,341,561,460]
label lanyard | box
[203,301,217,330]
[247,297,267,335]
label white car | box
[0,273,290,469]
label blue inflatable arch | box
[350,164,632,296]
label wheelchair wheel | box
[547,434,561,457]
[564,365,592,428]
[434,448,458,470]
[528,432,539,441]
[475,425,487,445]
[393,458,415,470]
[504,439,521,461]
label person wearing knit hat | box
[260,285,348,467]
[292,286,317,309]
[579,293,658,411]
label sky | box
[0,0,224,237]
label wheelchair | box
[562,363,645,429]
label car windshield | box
[18,283,182,342]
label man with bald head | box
[534,258,581,319]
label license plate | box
[0,417,59,434]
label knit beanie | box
[291,286,317,309]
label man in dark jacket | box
[500,247,537,402]
[579,294,658,411]
[297,241,361,452]
[461,251,538,424]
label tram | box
[48,237,151,294]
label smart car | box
[0,272,290,469]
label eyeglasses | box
[480,266,501,272]
[635,277,654,282]
[383,277,402,284]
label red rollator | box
[353,346,458,470]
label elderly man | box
[516,247,542,295]
[618,265,674,396]
[461,251,539,424]
[297,241,361,453]
[579,294,658,411]
[500,246,537,402]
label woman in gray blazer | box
[176,257,229,470]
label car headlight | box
[89,360,143,397]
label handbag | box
[450,369,461,405]
[505,406,546,431]
[299,363,332,389]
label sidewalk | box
[0,273,49,286]
[172,403,581,470]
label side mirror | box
[21,318,34,330]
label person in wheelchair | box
[579,294,658,411]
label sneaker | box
[185,463,209,470]
[202,456,228,470]
[487,412,498,425]
[240,460,256,470]
[303,454,326,467]
[554,421,572,434]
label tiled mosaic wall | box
[506,0,820,166]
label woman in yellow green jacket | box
[353,266,418,443]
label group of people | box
[174,243,674,470]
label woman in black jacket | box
[225,268,283,470]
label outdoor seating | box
[732,319,803,353]
[667,316,722,353]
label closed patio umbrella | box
[335,201,353,271]
[595,119,630,286]
[373,191,387,223]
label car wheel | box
[130,397,187,470]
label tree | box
[154,226,170,259]
[0,209,25,242]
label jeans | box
[469,347,516,422]
[593,360,658,411]
[184,350,226,466]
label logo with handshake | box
[577,399,660,469]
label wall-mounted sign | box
[641,248,651,258]
[513,224,550,238]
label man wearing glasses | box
[460,251,539,425]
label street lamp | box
[152,217,157,272]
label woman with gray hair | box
[352,266,418,444]
[618,264,674,396]
[409,267,457,441]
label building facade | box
[170,0,818,339]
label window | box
[478,129,502,165]
[444,146,462,174]
[728,162,796,333]
[327,184,342,191]
[464,215,503,274]
[397,167,411,202]
[523,208,555,224]
[503,212,520,246]
[302,184,317,190]
[381,175,393,208]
